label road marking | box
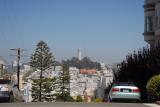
[144,103,160,107]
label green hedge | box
[146,74,160,101]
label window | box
[113,82,135,86]
[156,9,158,27]
[24,88,28,95]
[145,16,153,32]
[0,79,11,84]
[155,9,160,28]
[156,40,160,48]
[158,10,160,28]
[145,0,148,4]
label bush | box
[146,74,160,102]
[94,98,103,102]
[56,93,75,102]
[76,95,83,102]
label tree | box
[32,78,56,102]
[62,57,101,70]
[56,64,71,101]
[114,46,160,102]
[30,40,55,102]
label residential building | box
[0,56,6,66]
[23,69,61,102]
[0,56,6,77]
[69,67,82,99]
[22,64,113,102]
[69,65,113,102]
[69,67,98,101]
[143,0,160,48]
[96,63,113,99]
[23,79,32,102]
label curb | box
[155,101,160,105]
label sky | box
[0,0,147,65]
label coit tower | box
[77,48,82,61]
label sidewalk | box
[144,101,160,107]
[155,101,160,105]
[144,103,160,107]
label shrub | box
[94,98,103,102]
[146,74,160,102]
[76,95,83,102]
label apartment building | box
[96,63,113,99]
[69,67,99,102]
[22,64,113,102]
[0,56,6,77]
[69,64,113,102]
[143,0,160,48]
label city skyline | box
[0,0,147,64]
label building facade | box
[96,63,113,99]
[22,64,113,102]
[143,0,160,48]
[0,56,6,77]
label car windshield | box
[0,79,11,84]
[113,82,135,86]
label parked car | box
[108,82,141,102]
[0,79,15,102]
[0,75,24,102]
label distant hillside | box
[62,57,101,70]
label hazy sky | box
[0,0,147,64]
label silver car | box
[108,82,141,102]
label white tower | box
[77,48,82,61]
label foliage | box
[114,46,160,101]
[62,57,101,70]
[56,92,74,102]
[30,40,55,71]
[94,98,103,102]
[30,40,55,102]
[146,74,160,101]
[76,95,83,102]
[55,64,71,101]
[32,78,57,102]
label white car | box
[108,82,141,102]
[0,78,24,102]
[0,79,14,102]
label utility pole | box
[0,64,3,77]
[10,48,25,90]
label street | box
[0,102,158,107]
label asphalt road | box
[0,102,156,107]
